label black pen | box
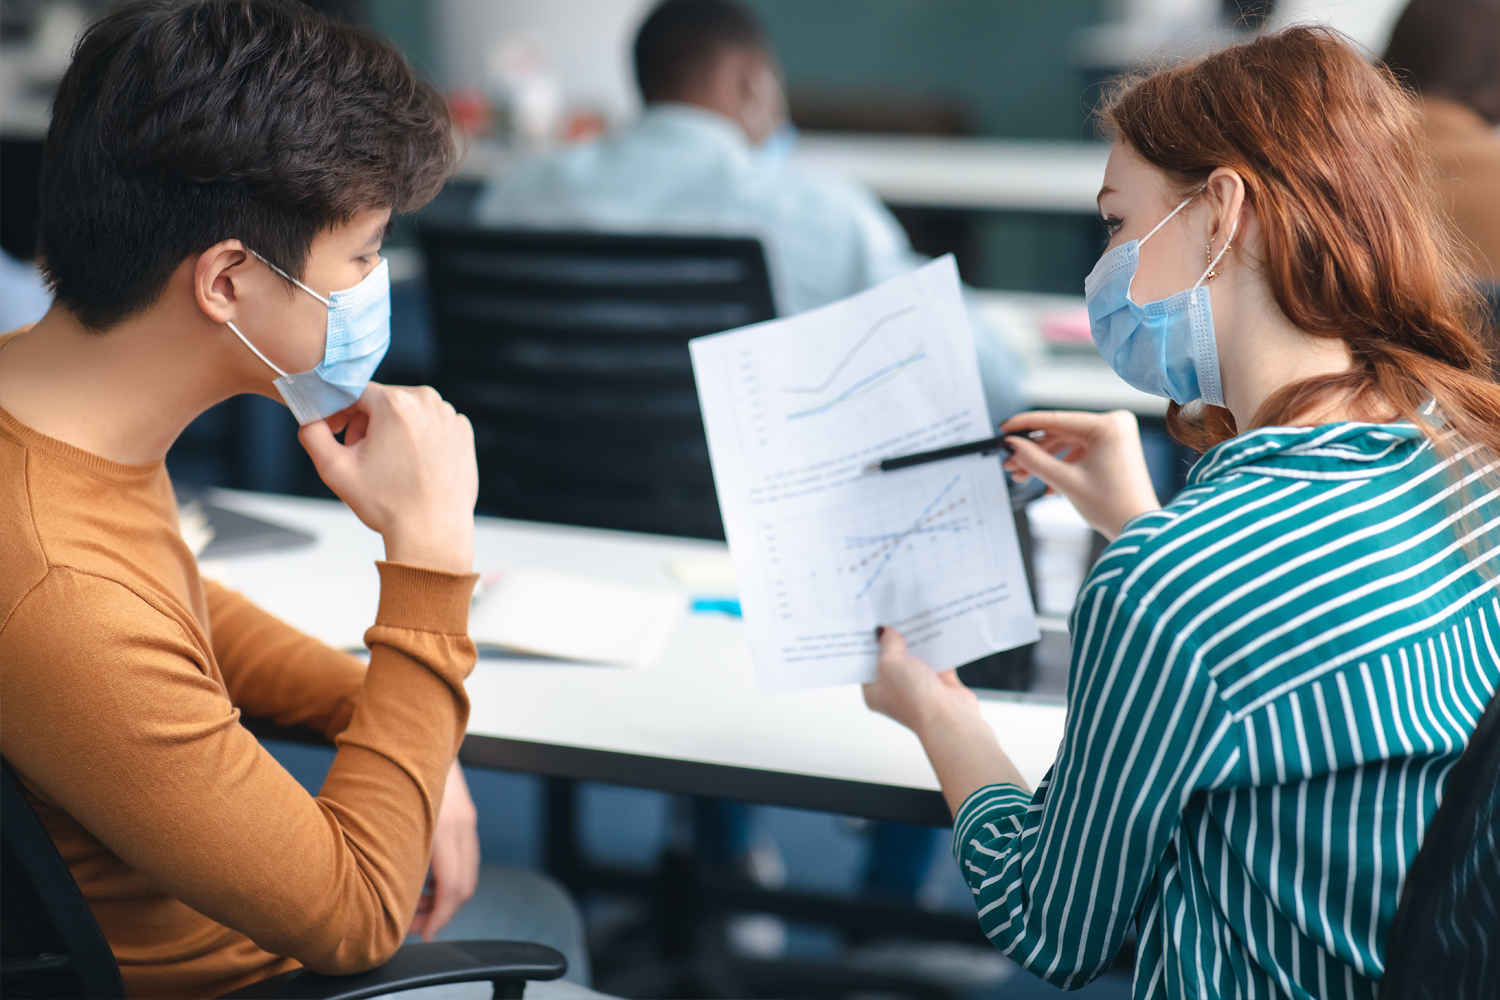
[864,430,1045,473]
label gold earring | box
[1205,240,1231,281]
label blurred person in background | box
[475,0,1024,427]
[1384,0,1500,357]
[477,0,1006,926]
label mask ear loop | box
[1125,187,1203,303]
[224,247,329,378]
[247,248,332,307]
[1137,187,1203,248]
[226,320,288,378]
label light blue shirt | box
[1,250,51,332]
[475,104,1025,422]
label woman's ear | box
[194,240,250,324]
[1204,167,1248,246]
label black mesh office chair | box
[419,225,777,540]
[1382,687,1500,999]
[0,759,566,1000]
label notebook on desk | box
[176,487,316,559]
[470,568,683,669]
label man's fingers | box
[423,878,465,941]
[298,420,348,478]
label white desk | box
[455,132,1111,216]
[202,490,1067,826]
[789,134,1111,214]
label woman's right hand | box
[299,382,478,574]
[1001,410,1160,541]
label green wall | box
[744,0,1109,292]
[365,0,437,81]
[743,0,1104,140]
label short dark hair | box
[633,0,765,104]
[38,0,456,330]
[1383,0,1500,125]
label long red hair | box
[1099,27,1500,471]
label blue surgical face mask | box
[227,250,391,424]
[1083,191,1237,407]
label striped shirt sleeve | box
[953,580,1243,990]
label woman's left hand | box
[409,760,481,941]
[863,626,977,735]
[864,626,1031,813]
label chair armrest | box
[217,940,567,1000]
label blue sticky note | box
[691,597,742,617]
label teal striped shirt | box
[954,422,1500,999]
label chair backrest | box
[1382,686,1500,999]
[0,759,125,999]
[419,225,777,540]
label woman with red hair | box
[863,26,1500,999]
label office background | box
[0,2,1418,997]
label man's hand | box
[299,383,478,574]
[1000,410,1161,541]
[409,761,480,941]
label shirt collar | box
[635,103,754,160]
[1188,421,1428,486]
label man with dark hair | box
[0,2,590,996]
[476,0,1024,424]
[633,0,767,106]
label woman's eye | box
[1101,216,1124,239]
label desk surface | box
[790,134,1111,214]
[204,491,1067,825]
[456,133,1111,215]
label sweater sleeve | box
[951,582,1242,990]
[205,579,366,741]
[0,561,477,976]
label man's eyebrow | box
[361,219,389,249]
[1096,185,1117,208]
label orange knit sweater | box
[0,400,478,999]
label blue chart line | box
[786,349,927,421]
[851,475,966,600]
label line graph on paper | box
[757,467,1003,621]
[730,301,956,456]
[846,475,967,598]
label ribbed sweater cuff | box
[373,561,479,635]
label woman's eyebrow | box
[1096,185,1117,209]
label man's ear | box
[194,240,250,324]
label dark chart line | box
[845,524,968,546]
[850,475,967,600]
[780,304,919,394]
[785,348,927,421]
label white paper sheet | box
[469,568,683,668]
[690,257,1039,693]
